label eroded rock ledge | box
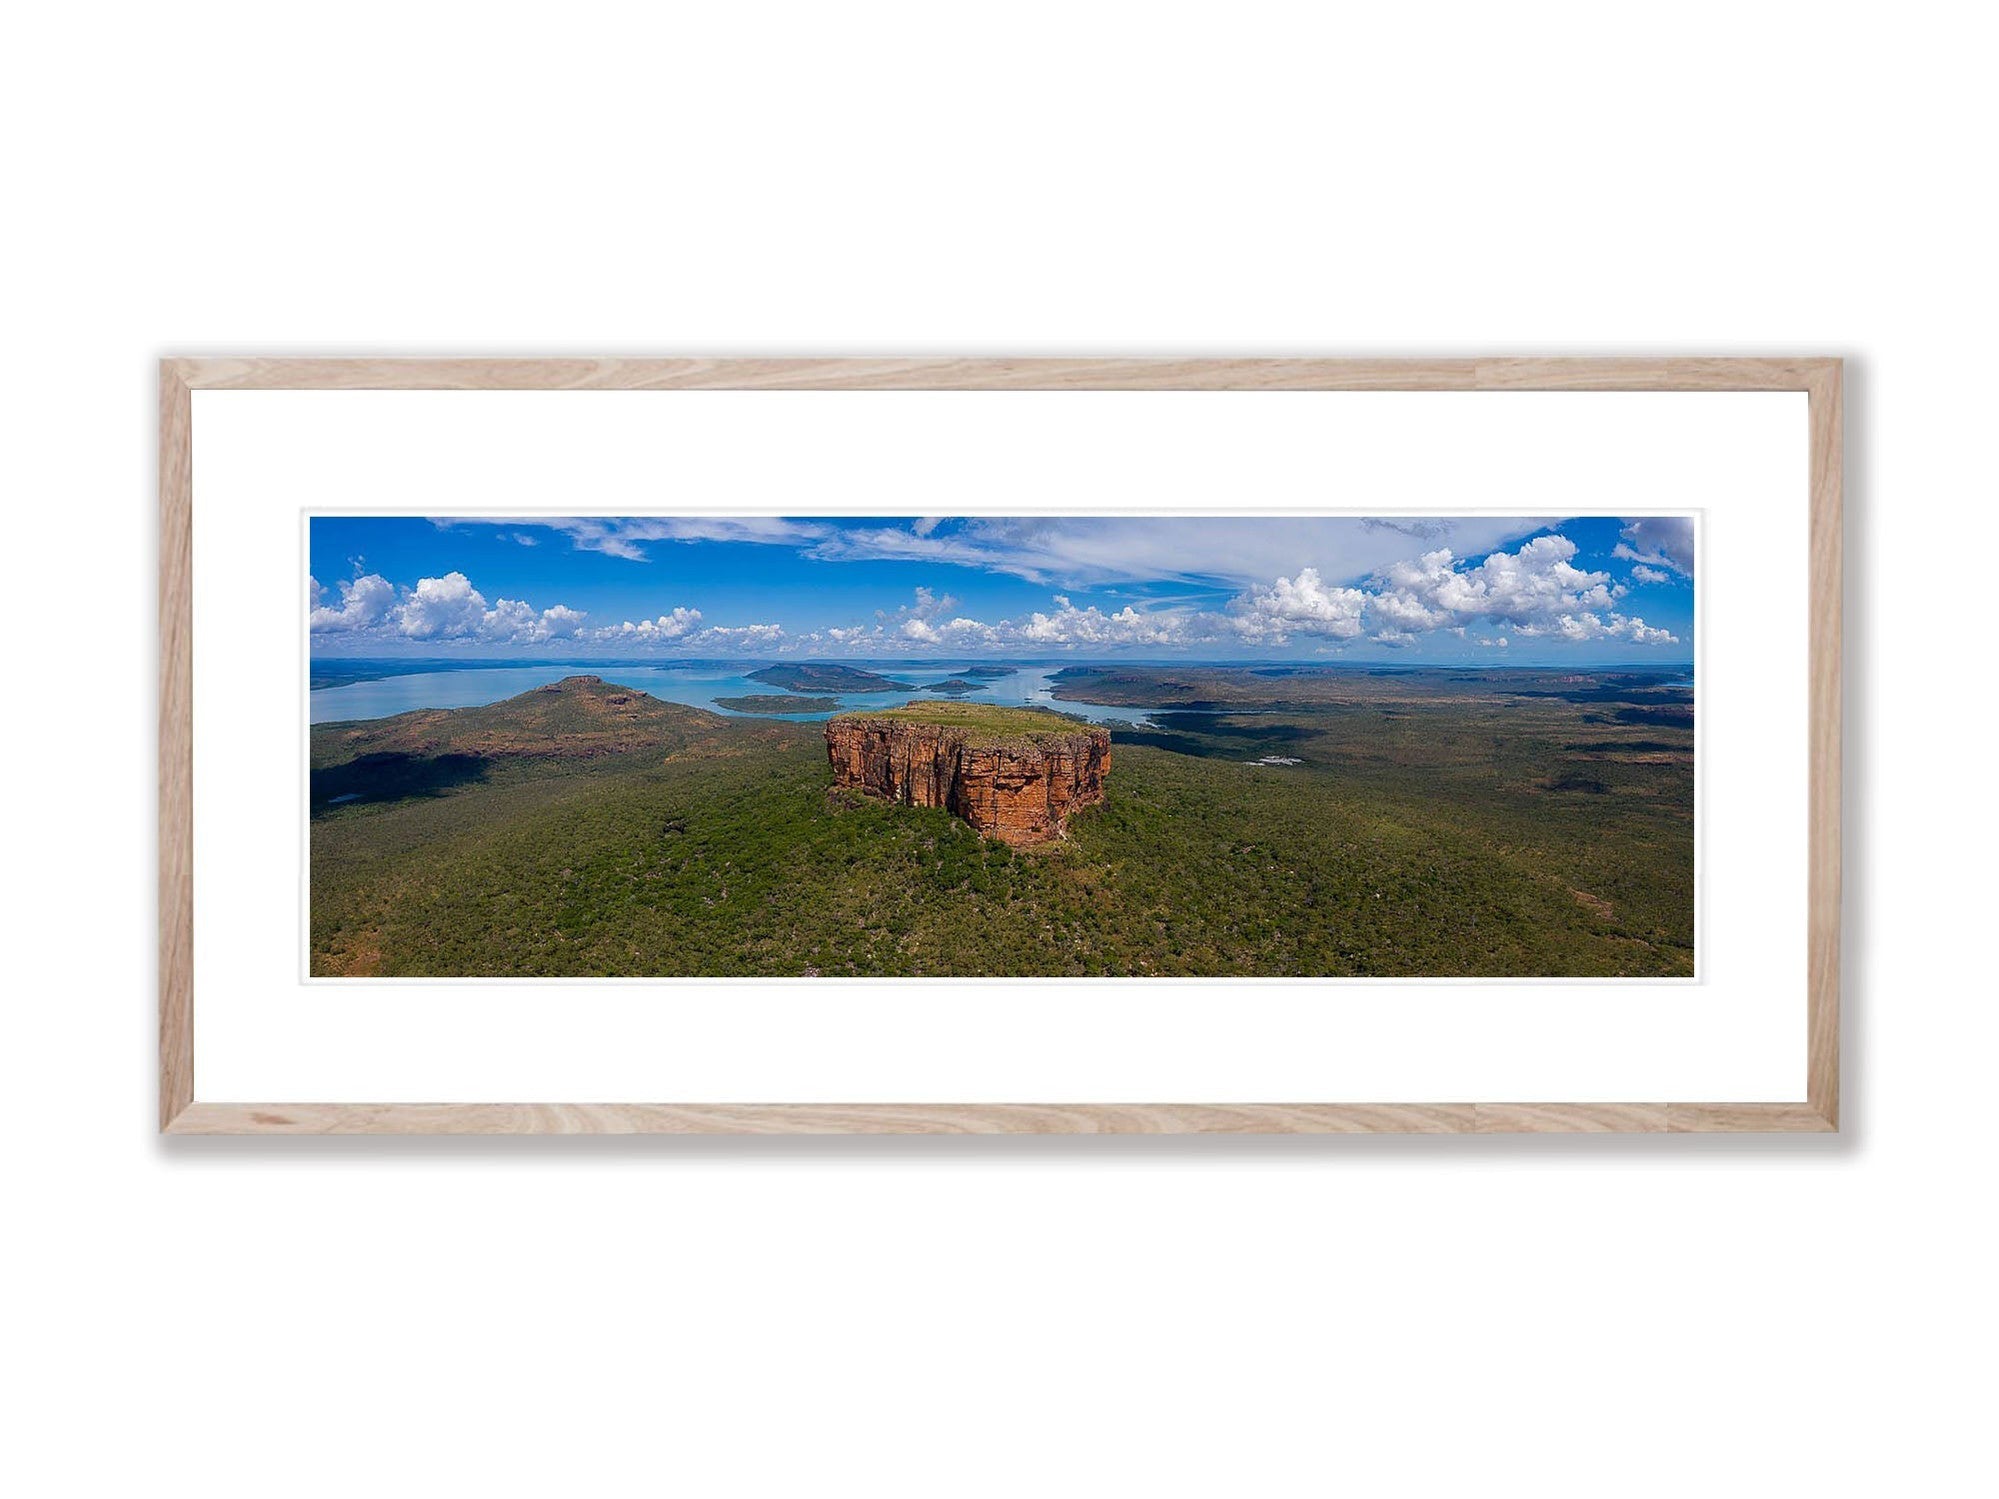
[825,712,1111,846]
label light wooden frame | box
[159,357,1841,1135]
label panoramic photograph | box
[307,514,1696,979]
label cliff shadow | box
[1120,714,1328,761]
[311,752,492,812]
[1149,714,1327,743]
[1113,730,1230,759]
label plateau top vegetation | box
[835,699,1094,743]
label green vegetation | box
[311,670,1692,979]
[714,694,842,714]
[748,663,906,692]
[919,677,991,694]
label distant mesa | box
[958,666,1018,679]
[918,677,991,695]
[825,701,1110,847]
[315,674,732,771]
[748,663,905,693]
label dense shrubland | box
[311,674,1692,978]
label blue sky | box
[308,515,1695,664]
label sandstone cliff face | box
[825,718,1111,846]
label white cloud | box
[1362,534,1645,640]
[1515,611,1678,645]
[396,572,490,639]
[479,597,539,640]
[593,606,703,644]
[308,572,399,632]
[1228,567,1369,644]
[476,600,590,644]
[308,569,599,645]
[1013,595,1192,650]
[537,604,586,639]
[1629,563,1672,586]
[692,622,786,649]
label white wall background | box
[3,4,1987,1495]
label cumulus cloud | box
[596,614,784,651]
[307,570,600,645]
[397,572,490,639]
[1628,563,1672,586]
[1516,612,1678,644]
[1228,567,1369,644]
[537,604,586,639]
[696,622,786,649]
[593,606,703,644]
[1014,595,1192,650]
[308,573,399,632]
[1354,534,1676,643]
[1612,517,1695,575]
[474,600,590,645]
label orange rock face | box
[825,718,1111,846]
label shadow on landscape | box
[1127,723,1327,755]
[1150,714,1325,743]
[311,752,491,812]
[1115,730,1241,759]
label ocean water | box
[308,663,1161,727]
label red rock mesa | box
[825,713,1111,847]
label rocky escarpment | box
[825,712,1111,846]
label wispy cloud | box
[436,515,1564,589]
[1612,517,1695,576]
[533,516,830,561]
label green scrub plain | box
[309,666,1694,979]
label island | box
[747,663,908,692]
[918,677,992,695]
[714,694,842,714]
[825,701,1110,847]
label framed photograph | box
[160,358,1840,1134]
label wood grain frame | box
[159,357,1841,1135]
